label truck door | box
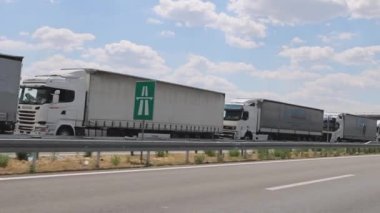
[47,89,76,134]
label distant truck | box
[223,99,324,141]
[0,53,23,133]
[326,113,377,142]
[16,69,225,138]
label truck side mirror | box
[242,111,249,121]
[52,90,60,104]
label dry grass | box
[0,149,376,175]
[0,159,30,175]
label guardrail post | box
[140,151,143,164]
[217,149,223,162]
[243,149,248,159]
[145,151,150,167]
[52,152,56,161]
[30,152,37,173]
[96,151,100,168]
[186,150,190,164]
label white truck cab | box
[16,70,86,135]
[328,113,377,142]
[223,99,263,140]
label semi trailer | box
[326,113,377,142]
[223,99,324,141]
[0,53,23,133]
[16,69,225,138]
[377,121,380,142]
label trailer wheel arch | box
[56,125,75,136]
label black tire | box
[243,132,253,140]
[57,127,74,136]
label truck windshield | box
[19,87,54,105]
[224,104,243,121]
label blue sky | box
[1,0,380,113]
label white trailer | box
[329,113,377,142]
[0,53,23,133]
[223,99,324,141]
[16,69,225,138]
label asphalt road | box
[1,155,380,213]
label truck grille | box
[18,110,36,132]
[222,126,236,139]
[223,125,236,130]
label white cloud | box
[160,30,176,38]
[32,26,95,52]
[165,66,238,94]
[346,0,380,19]
[279,45,380,66]
[227,0,348,25]
[179,54,254,74]
[225,34,260,49]
[251,68,320,80]
[154,0,218,27]
[170,54,380,112]
[23,55,107,78]
[154,0,266,49]
[214,13,266,38]
[319,32,356,43]
[227,0,380,24]
[24,39,170,78]
[164,55,323,103]
[172,54,319,82]
[83,40,170,76]
[1,26,95,52]
[146,18,163,25]
[335,45,380,65]
[290,37,306,46]
[279,46,335,64]
[287,69,380,112]
[162,55,269,101]
[153,0,380,50]
[0,36,35,51]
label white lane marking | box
[266,174,355,191]
[0,154,377,181]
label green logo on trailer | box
[133,81,156,120]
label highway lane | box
[1,155,380,213]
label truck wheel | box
[57,127,74,136]
[243,132,253,140]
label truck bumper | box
[221,130,237,139]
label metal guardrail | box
[1,135,379,169]
[0,136,379,153]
